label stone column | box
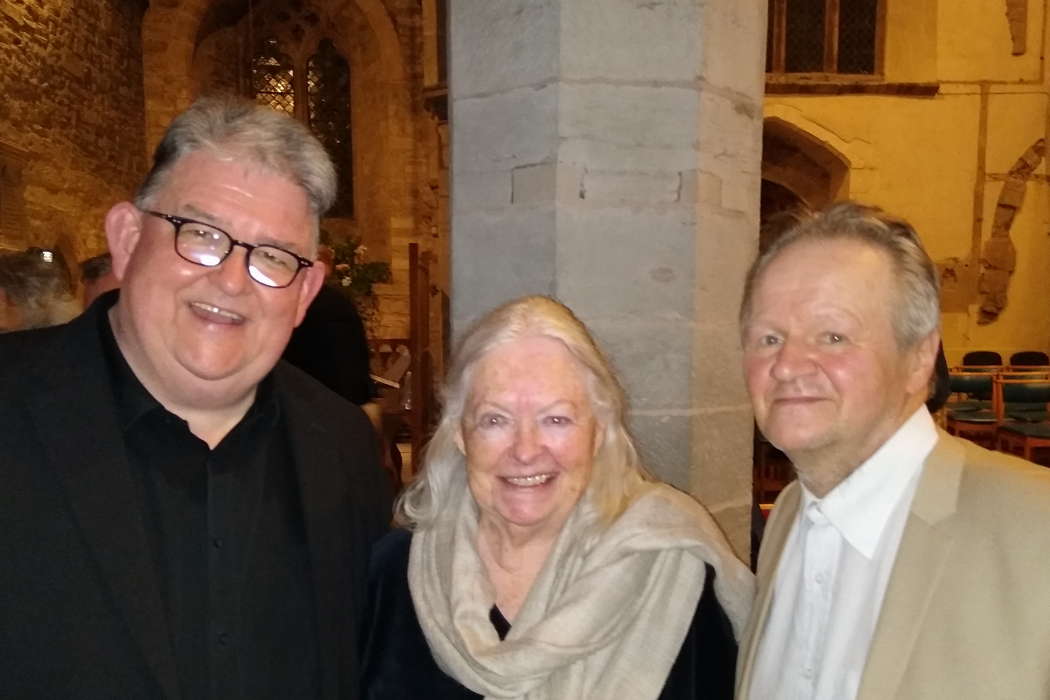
[450,0,765,556]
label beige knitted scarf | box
[408,476,755,700]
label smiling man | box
[734,202,1050,700]
[0,97,390,700]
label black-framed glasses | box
[144,210,314,289]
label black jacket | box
[0,294,391,700]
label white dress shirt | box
[748,407,939,700]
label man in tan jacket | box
[735,201,1050,700]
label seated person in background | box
[80,252,120,306]
[0,248,80,332]
[363,295,755,700]
[282,244,381,429]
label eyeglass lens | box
[175,221,302,288]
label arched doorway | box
[760,116,850,249]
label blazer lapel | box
[281,371,348,700]
[857,433,964,700]
[28,310,180,700]
[736,482,802,699]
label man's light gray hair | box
[396,295,653,530]
[740,200,941,349]
[134,95,337,245]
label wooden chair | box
[998,424,1050,466]
[995,375,1050,466]
[369,338,411,492]
[962,350,1003,366]
[945,370,997,446]
[1008,350,1049,369]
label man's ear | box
[105,202,143,281]
[293,262,325,327]
[906,329,941,395]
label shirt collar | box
[800,406,938,558]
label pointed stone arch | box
[141,0,408,155]
[761,116,851,213]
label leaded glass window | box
[768,0,881,75]
[251,37,295,114]
[308,40,353,216]
[249,35,354,217]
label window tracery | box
[248,8,353,216]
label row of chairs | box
[945,367,1050,465]
[961,350,1049,367]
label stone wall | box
[0,0,147,262]
[450,0,765,557]
[766,0,1050,362]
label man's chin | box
[763,427,832,458]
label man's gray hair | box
[134,95,337,230]
[396,296,654,530]
[740,201,941,349]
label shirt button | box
[803,666,815,679]
[218,632,230,647]
[814,572,825,584]
[212,537,224,549]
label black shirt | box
[100,313,321,700]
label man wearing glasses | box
[0,97,390,699]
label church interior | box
[2,0,1049,553]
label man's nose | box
[210,247,253,294]
[770,337,816,381]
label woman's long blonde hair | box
[395,296,654,529]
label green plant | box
[325,233,392,331]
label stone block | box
[697,90,763,165]
[451,204,557,331]
[560,82,700,151]
[981,236,1017,271]
[706,502,751,563]
[452,83,558,173]
[2,4,26,23]
[449,0,558,97]
[998,177,1027,209]
[555,204,696,319]
[585,319,693,411]
[695,207,758,322]
[977,268,1010,294]
[560,137,698,173]
[561,0,698,82]
[511,162,556,205]
[581,171,680,204]
[690,407,754,505]
[455,170,512,210]
[693,321,750,409]
[698,0,767,99]
[628,412,693,489]
[690,170,722,206]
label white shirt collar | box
[800,406,938,559]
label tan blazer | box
[736,431,1050,700]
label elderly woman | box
[362,296,753,699]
